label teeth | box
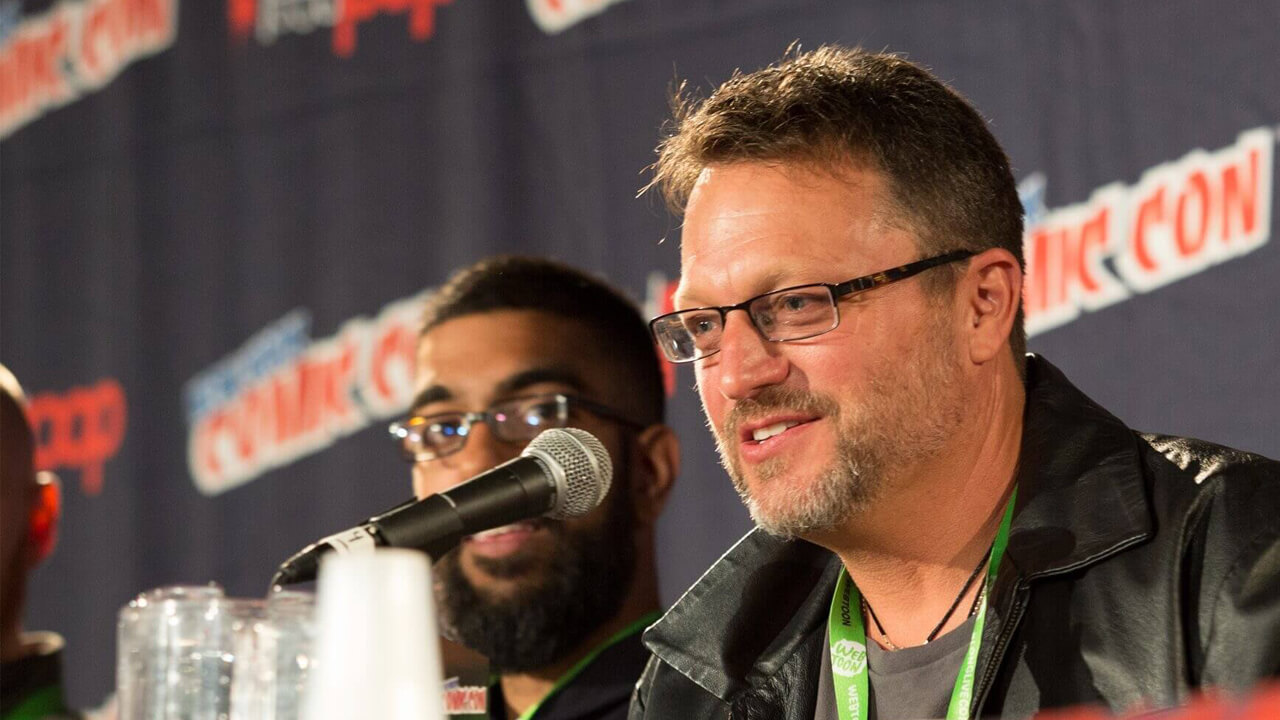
[470,522,535,540]
[751,421,799,442]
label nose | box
[412,421,518,499]
[714,310,789,400]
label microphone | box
[270,428,612,587]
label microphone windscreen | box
[522,427,612,518]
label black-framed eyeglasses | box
[388,393,643,463]
[649,250,977,363]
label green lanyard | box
[827,490,1016,720]
[514,610,663,720]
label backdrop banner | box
[3,0,1278,706]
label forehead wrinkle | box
[677,162,908,310]
[678,217,877,310]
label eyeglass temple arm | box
[832,250,977,297]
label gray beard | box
[715,328,963,538]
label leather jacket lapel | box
[972,356,1155,714]
[643,531,839,703]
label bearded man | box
[389,256,678,720]
[631,46,1280,720]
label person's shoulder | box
[1133,433,1278,574]
[1139,432,1279,588]
[1146,427,1274,479]
[1137,435,1280,686]
[1140,433,1279,490]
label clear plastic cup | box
[116,584,232,720]
[230,591,316,720]
[116,585,317,720]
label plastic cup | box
[226,591,316,720]
[263,590,317,720]
[116,584,232,720]
[301,549,446,720]
[116,585,317,720]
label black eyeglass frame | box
[649,250,978,364]
[388,392,644,463]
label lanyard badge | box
[827,489,1016,720]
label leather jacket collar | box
[643,355,1157,709]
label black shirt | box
[488,624,650,720]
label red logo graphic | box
[186,296,424,495]
[0,0,177,139]
[334,0,453,57]
[227,0,454,58]
[442,685,486,714]
[526,0,629,34]
[27,378,129,496]
[1024,128,1273,336]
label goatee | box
[712,323,964,538]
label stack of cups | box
[301,548,446,720]
[116,585,317,720]
[116,550,443,719]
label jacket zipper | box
[973,584,1028,716]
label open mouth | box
[741,416,818,445]
[467,519,543,543]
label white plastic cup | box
[301,549,446,720]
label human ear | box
[963,249,1022,366]
[629,424,680,526]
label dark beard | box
[433,479,637,672]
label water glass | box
[116,585,317,720]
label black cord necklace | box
[861,544,994,649]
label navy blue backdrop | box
[2,0,1278,707]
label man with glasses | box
[630,47,1280,720]
[390,256,678,720]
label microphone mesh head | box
[522,428,612,519]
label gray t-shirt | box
[815,615,977,720]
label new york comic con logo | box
[0,0,177,139]
[1020,127,1274,336]
[184,296,424,495]
[225,0,628,56]
[442,677,486,715]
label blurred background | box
[2,0,1278,708]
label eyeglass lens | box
[654,285,837,361]
[396,396,571,461]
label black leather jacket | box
[631,356,1280,719]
